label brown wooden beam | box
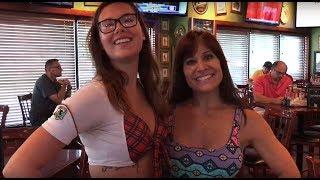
[215,20,310,35]
[0,2,94,17]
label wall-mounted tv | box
[35,2,74,8]
[296,2,320,27]
[245,2,283,25]
[136,2,188,16]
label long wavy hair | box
[87,2,167,118]
[168,30,249,118]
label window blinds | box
[280,34,306,80]
[77,19,95,88]
[249,32,280,77]
[76,21,157,87]
[0,11,76,126]
[216,29,249,85]
[148,27,156,57]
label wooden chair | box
[236,84,254,108]
[293,79,307,88]
[236,84,249,98]
[0,105,9,128]
[243,108,297,177]
[17,93,32,127]
[305,155,320,178]
[290,110,320,172]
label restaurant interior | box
[0,2,320,178]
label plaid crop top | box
[42,80,170,177]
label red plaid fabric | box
[123,111,171,177]
[124,111,153,162]
[152,118,172,177]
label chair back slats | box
[264,108,297,149]
[293,79,307,88]
[306,155,320,178]
[236,84,254,107]
[0,105,9,128]
[17,93,32,127]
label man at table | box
[29,59,72,126]
[253,60,293,104]
[248,61,273,84]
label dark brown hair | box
[87,2,167,118]
[45,58,59,71]
[168,30,250,115]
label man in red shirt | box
[253,61,293,104]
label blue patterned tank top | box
[166,108,244,178]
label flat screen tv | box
[296,2,320,27]
[245,2,283,25]
[136,2,188,16]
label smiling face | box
[98,3,146,63]
[183,42,223,94]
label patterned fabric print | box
[167,108,243,178]
[123,111,171,177]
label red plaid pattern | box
[124,111,153,162]
[123,111,171,177]
[153,118,171,177]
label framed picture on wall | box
[84,2,102,6]
[161,34,169,48]
[214,2,227,16]
[162,67,169,78]
[318,35,320,50]
[190,18,214,34]
[192,2,208,15]
[315,51,320,72]
[161,19,169,31]
[230,2,242,14]
[160,50,170,64]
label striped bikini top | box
[166,108,244,178]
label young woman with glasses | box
[3,2,170,178]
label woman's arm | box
[242,110,300,178]
[3,127,66,178]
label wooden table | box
[1,126,82,177]
[41,149,82,177]
[255,103,320,171]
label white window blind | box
[0,11,76,126]
[77,19,95,88]
[76,22,157,86]
[280,34,306,80]
[216,29,249,85]
[249,32,279,77]
[148,27,156,57]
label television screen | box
[136,2,188,16]
[296,2,320,27]
[36,2,74,8]
[245,2,283,25]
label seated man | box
[253,60,293,105]
[29,59,72,126]
[249,61,273,83]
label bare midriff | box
[88,150,154,178]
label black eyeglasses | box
[97,13,138,34]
